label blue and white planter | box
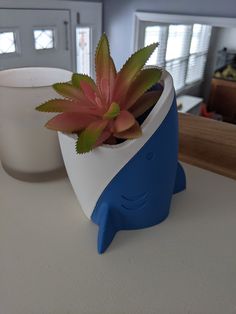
[58,69,186,254]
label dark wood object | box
[208,78,236,123]
[178,113,236,180]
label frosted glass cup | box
[0,67,72,181]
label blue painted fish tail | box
[93,203,118,254]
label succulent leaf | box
[36,99,72,112]
[112,43,158,102]
[123,68,162,109]
[95,33,117,103]
[45,112,98,132]
[76,120,108,154]
[103,102,120,119]
[109,57,117,87]
[130,90,162,118]
[95,33,110,87]
[94,130,112,147]
[53,83,81,98]
[114,110,136,133]
[72,73,96,89]
[36,99,98,114]
[53,83,98,109]
[114,121,142,139]
[79,81,97,104]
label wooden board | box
[178,113,236,180]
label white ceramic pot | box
[0,67,72,179]
[58,69,186,253]
[58,69,174,219]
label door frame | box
[0,0,102,74]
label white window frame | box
[133,12,236,92]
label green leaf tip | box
[75,120,108,154]
[112,42,159,101]
[35,99,66,112]
[52,82,80,99]
[71,73,96,89]
[96,33,109,51]
[122,42,158,72]
[103,102,120,119]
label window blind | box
[166,25,192,61]
[166,59,187,90]
[144,22,212,91]
[145,25,167,66]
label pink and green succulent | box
[36,34,162,154]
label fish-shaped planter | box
[58,69,186,253]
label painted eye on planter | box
[146,152,155,161]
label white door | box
[0,9,72,70]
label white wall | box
[103,0,236,70]
[215,27,236,51]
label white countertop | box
[0,163,236,314]
[177,95,203,113]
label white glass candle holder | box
[0,67,72,181]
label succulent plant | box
[36,34,162,154]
